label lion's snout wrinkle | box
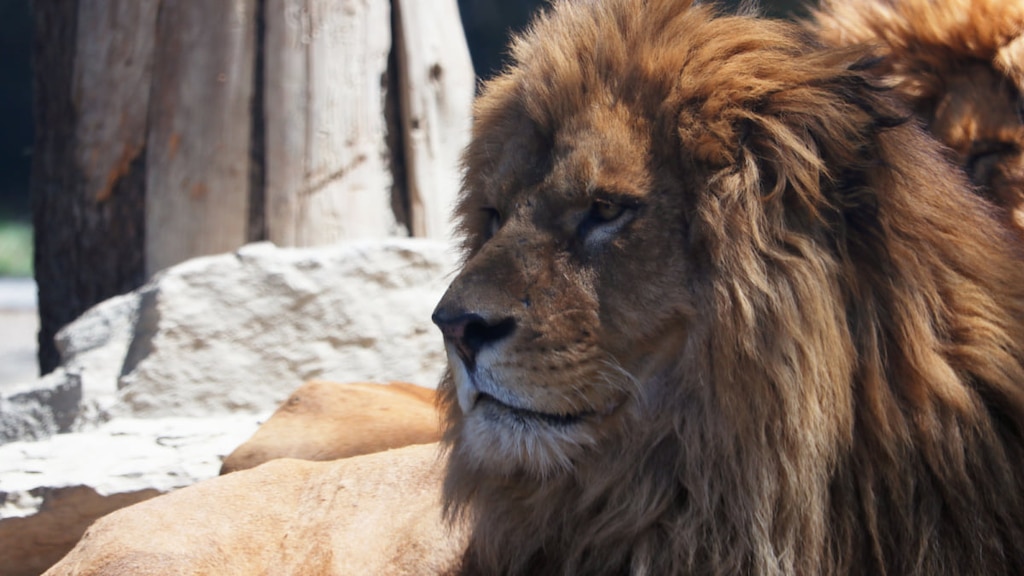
[431,309,517,370]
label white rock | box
[0,415,262,518]
[2,238,457,438]
[116,239,456,417]
[56,291,140,404]
[0,372,81,443]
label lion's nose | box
[431,310,516,370]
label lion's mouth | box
[476,392,591,427]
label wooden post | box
[145,0,257,276]
[32,0,155,373]
[393,0,475,241]
[74,0,159,209]
[263,0,397,246]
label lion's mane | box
[438,1,1024,575]
[811,0,1024,230]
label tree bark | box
[263,0,398,246]
[145,0,257,276]
[393,0,475,240]
[31,0,155,374]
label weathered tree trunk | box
[31,0,155,374]
[32,0,475,375]
[263,0,398,246]
[394,0,475,240]
[145,0,257,276]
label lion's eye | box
[578,198,637,244]
[590,199,626,223]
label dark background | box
[0,0,811,224]
[0,0,32,220]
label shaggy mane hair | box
[811,0,1024,97]
[439,1,1024,574]
[811,0,1024,229]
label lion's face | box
[433,102,695,476]
[430,0,889,482]
[429,0,886,482]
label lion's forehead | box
[466,105,660,226]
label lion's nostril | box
[432,311,516,369]
[463,316,516,356]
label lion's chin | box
[455,410,598,478]
[475,392,593,427]
[446,350,629,476]
[452,391,626,478]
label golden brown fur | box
[812,0,1024,230]
[219,381,440,474]
[432,0,1024,574]
[44,444,465,576]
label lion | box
[811,0,1024,231]
[219,380,440,474]
[432,0,1024,574]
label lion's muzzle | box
[431,309,516,372]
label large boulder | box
[2,239,456,442]
[115,240,454,417]
[0,239,456,576]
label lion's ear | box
[689,58,903,226]
[676,106,745,170]
[678,90,844,227]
